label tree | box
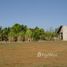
[21,24,27,32]
[0,26,3,41]
[11,23,22,34]
[32,27,45,41]
[8,31,17,42]
[2,27,10,41]
[18,31,25,41]
[33,27,40,40]
[25,29,32,41]
[39,28,45,40]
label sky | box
[0,0,67,30]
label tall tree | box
[33,27,40,40]
[2,27,10,41]
[11,23,22,34]
[0,26,2,41]
[8,31,17,42]
[18,31,25,41]
[25,29,32,41]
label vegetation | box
[0,23,58,42]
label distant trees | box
[25,29,32,41]
[32,27,45,41]
[8,31,16,42]
[18,31,25,41]
[0,23,58,42]
[0,27,2,41]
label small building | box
[57,26,67,41]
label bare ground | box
[0,41,67,67]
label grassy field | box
[0,41,67,67]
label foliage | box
[18,31,25,41]
[0,23,58,42]
[33,27,45,40]
[25,29,32,41]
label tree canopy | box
[0,23,58,42]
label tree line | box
[0,23,58,42]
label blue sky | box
[0,0,67,30]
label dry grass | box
[0,41,67,67]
